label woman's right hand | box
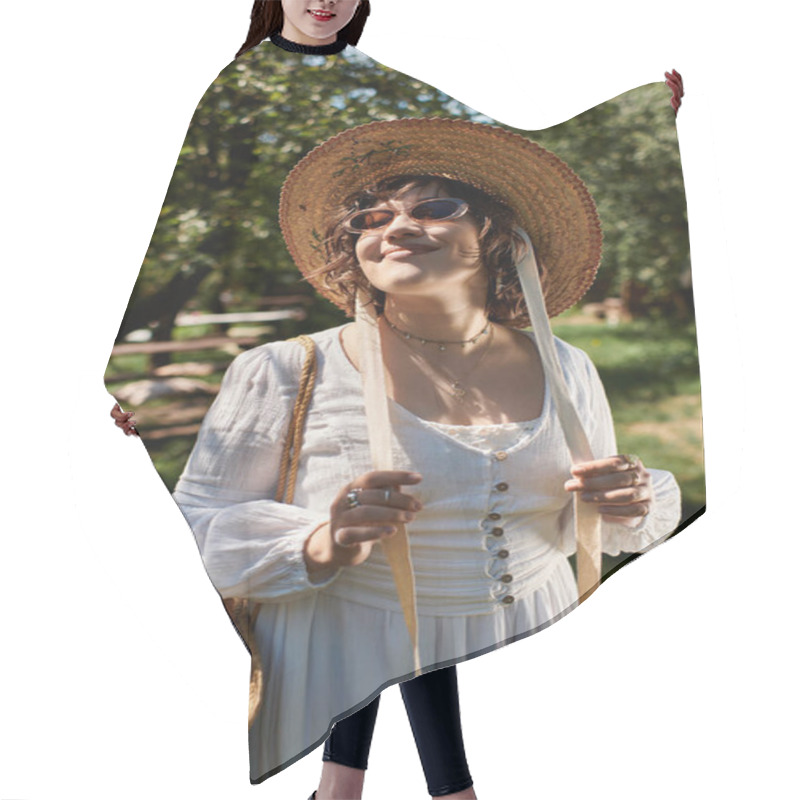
[110,402,139,436]
[303,470,423,576]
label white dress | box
[173,324,681,780]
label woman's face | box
[354,182,487,301]
[280,0,360,45]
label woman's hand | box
[303,470,423,577]
[110,402,139,436]
[564,455,652,524]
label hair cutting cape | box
[105,37,703,784]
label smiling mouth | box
[382,245,437,258]
[308,9,335,21]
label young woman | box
[169,117,681,797]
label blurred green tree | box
[532,84,693,319]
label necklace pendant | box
[451,382,467,402]
[438,344,446,352]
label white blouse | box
[173,324,681,781]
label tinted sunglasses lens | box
[346,198,465,231]
[348,209,395,231]
[412,198,463,220]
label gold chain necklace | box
[386,317,495,403]
[384,314,491,352]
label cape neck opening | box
[269,32,348,55]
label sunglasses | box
[343,197,469,233]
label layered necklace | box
[383,314,494,404]
[384,315,491,351]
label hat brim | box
[279,118,602,318]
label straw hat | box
[279,117,602,318]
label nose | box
[383,210,424,239]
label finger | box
[352,471,423,490]
[582,485,651,505]
[343,506,417,525]
[334,525,397,547]
[114,409,134,423]
[570,455,636,478]
[358,488,422,512]
[569,468,649,493]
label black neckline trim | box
[270,32,348,55]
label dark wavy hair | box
[314,176,545,328]
[236,1,372,59]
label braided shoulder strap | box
[276,334,317,504]
[224,334,318,726]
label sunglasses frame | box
[343,197,470,234]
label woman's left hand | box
[110,402,139,437]
[564,455,652,524]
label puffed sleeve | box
[557,340,682,557]
[173,343,340,601]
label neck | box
[383,296,489,344]
[271,30,348,55]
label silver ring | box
[345,489,361,509]
[384,488,391,503]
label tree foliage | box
[530,85,692,318]
[116,47,691,345]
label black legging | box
[323,665,473,797]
